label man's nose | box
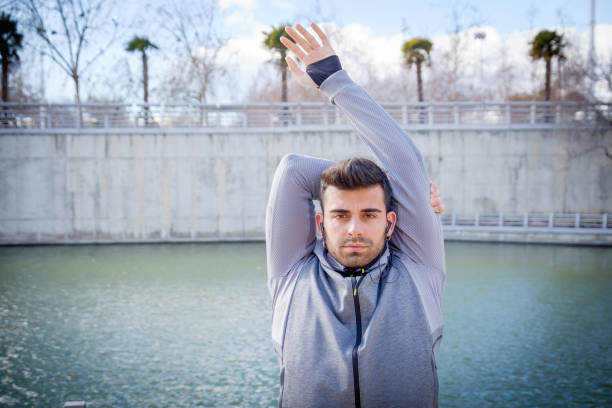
[347,218,363,236]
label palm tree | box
[126,36,158,104]
[0,12,23,102]
[402,37,432,102]
[263,24,291,102]
[530,30,565,101]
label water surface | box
[0,242,610,407]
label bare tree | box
[431,1,484,101]
[23,0,119,106]
[495,40,517,101]
[87,56,137,102]
[156,0,226,103]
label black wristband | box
[306,55,342,87]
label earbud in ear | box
[321,223,325,236]
[385,222,391,234]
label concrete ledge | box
[443,230,612,246]
[1,232,611,246]
[0,236,266,246]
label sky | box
[222,0,610,37]
[17,0,612,103]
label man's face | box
[316,185,396,268]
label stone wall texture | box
[0,127,610,243]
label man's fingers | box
[280,35,306,61]
[285,56,302,76]
[285,26,311,53]
[310,22,330,46]
[295,23,320,49]
[285,56,317,88]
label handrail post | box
[42,105,49,129]
[453,104,459,125]
[505,103,511,127]
[603,213,608,230]
[498,212,503,227]
[475,213,479,227]
[555,104,561,124]
[530,103,536,124]
[428,104,434,126]
[548,213,553,228]
[575,213,580,229]
[523,213,528,228]
[451,211,456,226]
[297,103,302,126]
[132,104,138,127]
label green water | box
[0,242,610,407]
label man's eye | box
[365,213,377,218]
[334,214,346,219]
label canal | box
[0,242,610,407]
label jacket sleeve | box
[265,153,333,297]
[319,70,446,275]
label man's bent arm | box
[265,154,333,297]
[319,70,445,273]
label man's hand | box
[430,183,444,214]
[280,23,336,88]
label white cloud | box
[219,0,257,11]
[274,0,293,10]
[226,10,253,25]
[219,23,271,67]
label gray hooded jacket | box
[266,70,446,407]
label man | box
[266,23,446,407]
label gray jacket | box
[266,70,446,407]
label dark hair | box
[320,157,393,211]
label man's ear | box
[386,211,397,237]
[315,212,324,236]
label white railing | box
[442,212,610,233]
[0,101,610,130]
[0,212,609,246]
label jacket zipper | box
[350,271,366,408]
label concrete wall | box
[0,127,610,243]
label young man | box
[266,23,446,407]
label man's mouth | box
[344,244,367,251]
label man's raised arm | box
[281,23,445,273]
[265,154,332,297]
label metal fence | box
[0,212,609,246]
[442,212,610,233]
[0,101,610,130]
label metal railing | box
[0,212,609,246]
[442,212,610,233]
[0,101,610,130]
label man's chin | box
[339,252,374,268]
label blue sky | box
[227,0,610,36]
